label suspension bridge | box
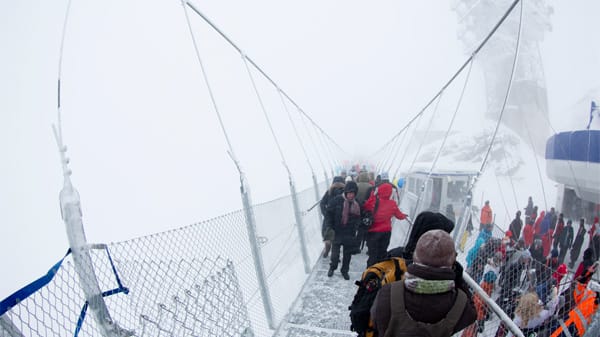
[2,0,599,336]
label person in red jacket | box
[523,222,535,248]
[363,182,407,267]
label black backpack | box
[349,257,407,337]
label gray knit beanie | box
[413,229,456,267]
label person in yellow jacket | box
[550,280,599,337]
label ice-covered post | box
[290,178,312,274]
[52,127,131,337]
[239,174,275,329]
[312,173,323,222]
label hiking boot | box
[342,271,350,280]
[327,268,334,277]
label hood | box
[403,211,455,259]
[357,171,370,183]
[329,182,345,194]
[377,183,393,199]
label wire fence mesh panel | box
[456,209,600,337]
[0,253,105,337]
[105,210,268,337]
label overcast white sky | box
[1,0,598,299]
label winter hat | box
[551,248,559,258]
[404,212,455,259]
[344,181,358,194]
[332,176,344,184]
[380,172,390,181]
[413,229,456,267]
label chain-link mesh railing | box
[455,209,599,337]
[1,182,326,337]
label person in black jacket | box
[325,181,361,280]
[319,176,345,258]
[557,219,574,264]
[509,210,523,241]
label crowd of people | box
[320,169,406,279]
[318,168,599,337]
[462,198,600,336]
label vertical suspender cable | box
[523,121,549,210]
[411,60,474,224]
[380,128,404,174]
[184,1,345,161]
[182,3,240,170]
[498,135,520,211]
[242,57,290,176]
[369,0,522,162]
[405,93,444,176]
[242,57,312,274]
[476,0,523,179]
[278,90,315,174]
[53,1,131,335]
[182,2,275,328]
[299,109,329,182]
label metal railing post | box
[312,173,323,222]
[240,178,275,329]
[290,180,312,274]
[53,130,131,337]
[0,316,25,337]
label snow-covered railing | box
[0,182,326,337]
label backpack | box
[361,195,380,228]
[349,257,407,337]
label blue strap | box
[73,246,129,337]
[0,249,71,316]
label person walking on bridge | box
[363,182,407,267]
[319,176,345,258]
[325,181,362,280]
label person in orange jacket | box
[480,200,493,231]
[550,280,599,337]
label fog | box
[1,0,598,299]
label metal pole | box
[240,177,275,329]
[462,273,525,337]
[290,181,312,274]
[52,128,131,337]
[312,173,323,222]
[0,316,25,337]
[240,178,275,329]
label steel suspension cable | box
[387,107,428,176]
[405,93,444,176]
[380,126,406,174]
[182,4,242,173]
[313,122,336,175]
[385,126,411,175]
[278,89,315,174]
[298,109,329,180]
[56,0,73,141]
[184,1,347,158]
[242,57,292,177]
[412,60,474,217]
[476,0,523,180]
[494,168,512,224]
[498,134,520,211]
[523,121,549,210]
[369,0,522,160]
